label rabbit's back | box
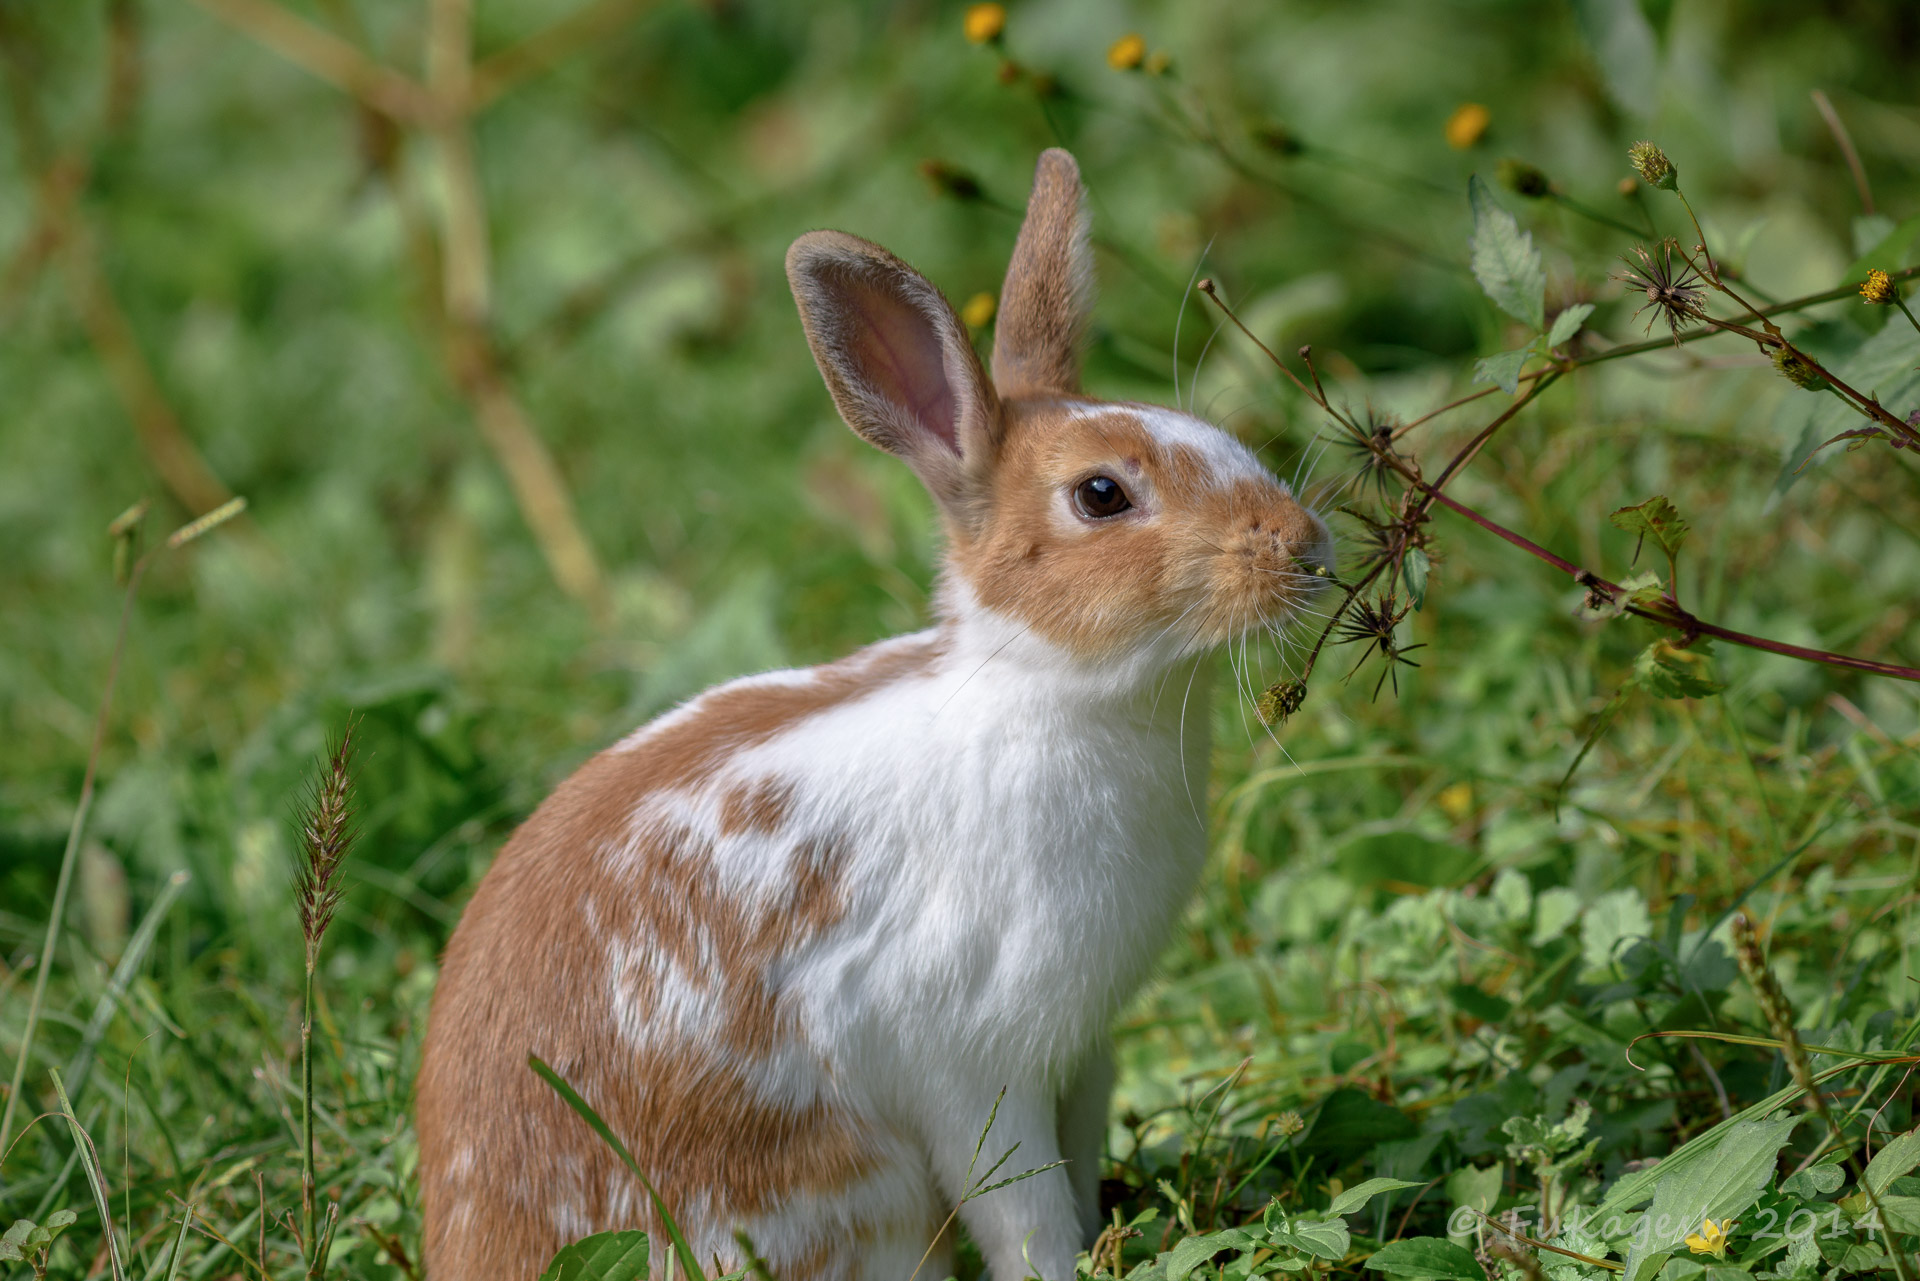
[417,634,955,1280]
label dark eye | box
[1073,475,1132,519]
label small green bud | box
[1251,120,1304,156]
[1628,140,1677,190]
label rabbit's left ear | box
[991,148,1093,398]
[787,230,1001,522]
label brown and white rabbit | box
[415,148,1332,1280]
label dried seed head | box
[1255,680,1308,726]
[1769,345,1828,391]
[1860,268,1896,306]
[1335,592,1426,700]
[1616,241,1707,342]
[1628,140,1677,190]
[295,722,359,971]
[1107,33,1146,70]
[963,3,1005,44]
[1498,157,1551,199]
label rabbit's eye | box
[1073,475,1132,519]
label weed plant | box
[3,2,1919,1279]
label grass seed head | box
[295,722,359,971]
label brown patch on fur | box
[949,402,1325,658]
[717,776,796,837]
[416,637,940,1281]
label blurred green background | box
[4,0,1920,1273]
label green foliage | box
[538,1231,652,1281]
[4,2,1920,1280]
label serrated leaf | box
[1271,1217,1351,1260]
[1620,1115,1801,1281]
[1608,496,1690,564]
[1864,1128,1920,1197]
[1470,176,1546,329]
[1331,1178,1427,1218]
[1366,1237,1488,1281]
[1548,303,1596,347]
[1631,639,1725,700]
[1473,346,1532,395]
[539,1230,652,1281]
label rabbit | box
[415,147,1333,1281]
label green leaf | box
[1631,639,1725,700]
[1843,212,1920,283]
[539,1231,652,1281]
[1404,547,1431,610]
[1335,833,1483,889]
[1470,176,1546,329]
[1166,1229,1257,1281]
[1779,1162,1844,1199]
[1366,1237,1488,1281]
[1303,1088,1419,1156]
[1448,983,1512,1024]
[1331,1179,1425,1218]
[1270,1217,1351,1260]
[1620,1115,1801,1281]
[43,1210,76,1232]
[1863,1128,1920,1196]
[529,1056,707,1281]
[1547,303,1596,348]
[1473,346,1532,395]
[1445,1164,1504,1227]
[1608,496,1690,564]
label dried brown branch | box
[187,0,440,124]
[428,0,609,617]
[469,0,660,111]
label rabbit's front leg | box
[933,1086,1084,1281]
[1057,1038,1113,1244]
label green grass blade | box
[64,869,191,1104]
[50,1067,127,1281]
[155,1201,194,1281]
[527,1054,708,1281]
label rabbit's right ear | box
[787,231,1001,522]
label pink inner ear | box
[844,278,958,455]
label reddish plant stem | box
[1418,485,1920,682]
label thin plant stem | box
[0,555,148,1159]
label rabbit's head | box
[787,149,1331,667]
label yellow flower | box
[1685,1218,1734,1259]
[1108,33,1147,70]
[1861,268,1896,305]
[1445,103,1491,150]
[964,3,1005,44]
[960,292,997,329]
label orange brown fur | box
[416,639,941,1280]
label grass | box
[4,0,1920,1278]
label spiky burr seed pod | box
[1769,345,1828,391]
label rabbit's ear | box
[991,148,1093,398]
[787,231,1001,517]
